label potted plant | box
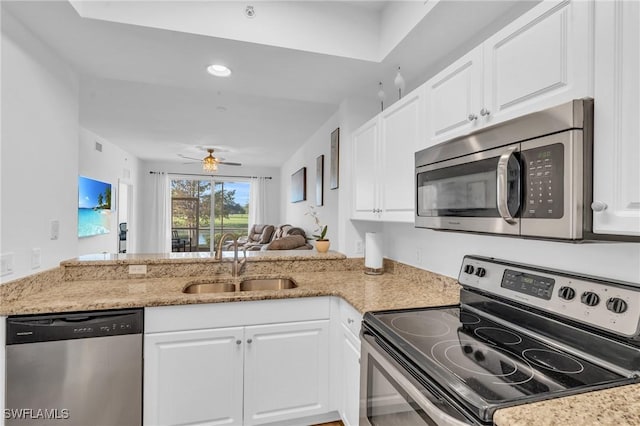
[306,206,330,253]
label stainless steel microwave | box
[415,99,594,240]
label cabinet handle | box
[247,338,253,344]
[480,107,491,116]
[468,113,478,122]
[236,340,242,345]
[591,201,608,212]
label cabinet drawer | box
[145,297,331,333]
[340,300,362,338]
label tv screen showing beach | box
[78,176,112,237]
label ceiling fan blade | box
[181,161,201,165]
[179,155,203,161]
[218,161,242,166]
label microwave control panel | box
[520,143,564,219]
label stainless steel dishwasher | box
[5,309,143,426]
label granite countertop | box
[3,254,640,425]
[493,383,640,425]
[61,249,347,265]
[0,269,459,316]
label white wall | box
[280,97,377,247]
[137,160,280,253]
[78,128,141,255]
[381,223,640,283]
[1,10,79,282]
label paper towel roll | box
[364,232,383,274]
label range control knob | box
[606,298,628,314]
[581,291,600,307]
[558,286,576,300]
[475,267,487,277]
[464,265,475,275]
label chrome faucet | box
[215,233,247,277]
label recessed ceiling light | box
[207,64,232,77]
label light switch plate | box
[50,220,59,240]
[31,248,41,269]
[1,253,14,276]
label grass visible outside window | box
[171,179,250,252]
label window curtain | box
[148,172,171,253]
[249,177,268,229]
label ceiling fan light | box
[207,64,232,77]
[203,155,218,172]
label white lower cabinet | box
[340,326,361,426]
[145,327,245,426]
[337,300,362,426]
[144,298,332,426]
[243,321,330,425]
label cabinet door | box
[483,0,593,125]
[144,327,244,426]
[592,0,640,236]
[340,325,361,426]
[352,117,379,220]
[379,90,424,222]
[243,320,330,425]
[424,46,483,146]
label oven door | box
[415,144,521,235]
[360,332,476,426]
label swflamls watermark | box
[4,408,70,420]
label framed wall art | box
[330,128,340,189]
[291,167,307,203]
[78,176,112,237]
[316,155,324,206]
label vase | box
[315,240,330,253]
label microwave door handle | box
[497,147,518,224]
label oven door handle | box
[362,333,471,426]
[497,146,518,224]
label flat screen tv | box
[78,176,112,238]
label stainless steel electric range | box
[360,255,640,425]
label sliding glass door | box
[171,178,250,252]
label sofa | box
[261,224,312,250]
[236,224,275,251]
[238,224,312,251]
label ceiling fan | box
[180,148,242,172]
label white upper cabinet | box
[379,89,423,222]
[424,0,593,147]
[351,88,424,222]
[592,0,640,237]
[352,117,379,221]
[483,0,593,125]
[424,47,484,147]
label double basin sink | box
[183,278,297,294]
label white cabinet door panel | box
[352,119,379,220]
[593,0,640,236]
[380,91,423,222]
[340,325,361,426]
[243,320,330,425]
[484,0,592,125]
[144,327,244,426]
[425,47,483,146]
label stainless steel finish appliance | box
[6,309,143,426]
[415,99,594,240]
[360,256,640,425]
